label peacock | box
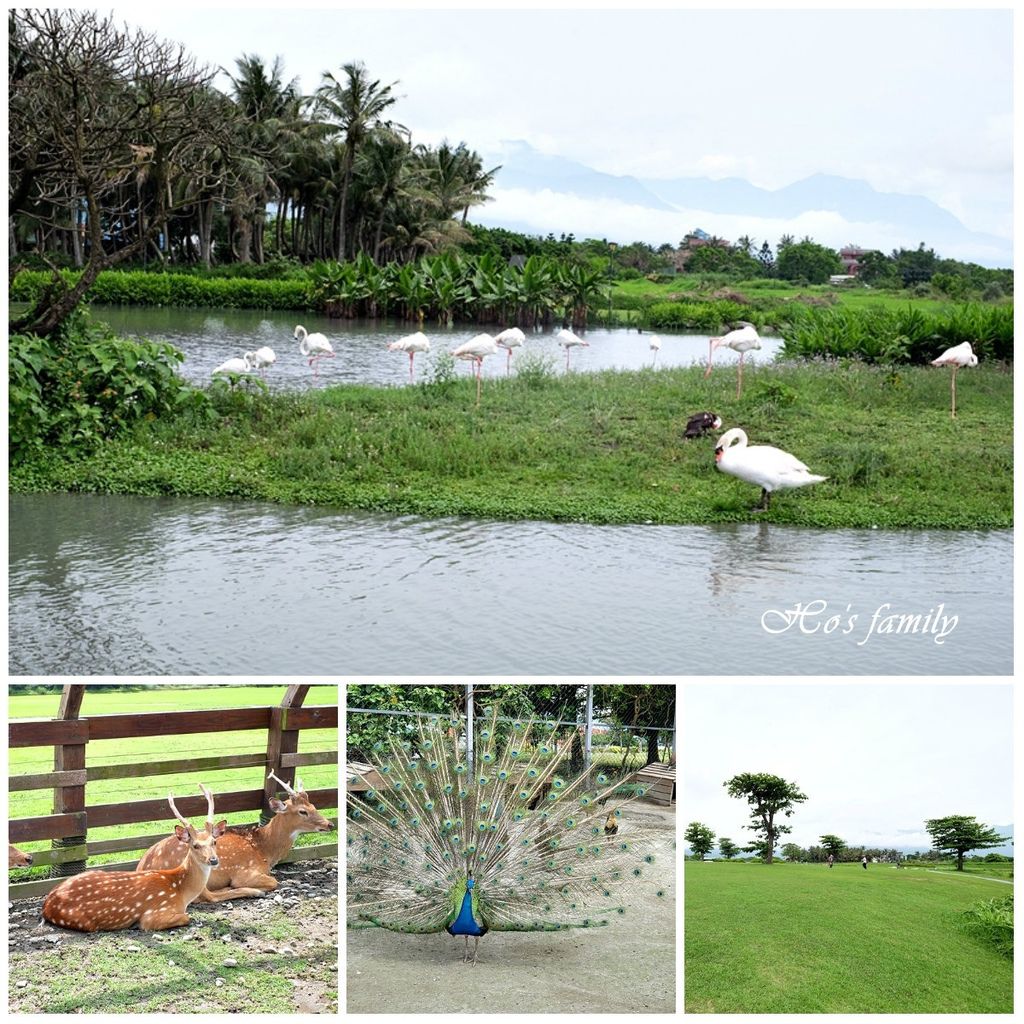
[346,706,671,964]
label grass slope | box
[11,362,1013,530]
[8,685,338,877]
[685,861,1013,1013]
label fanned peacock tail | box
[347,706,670,935]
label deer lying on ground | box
[9,844,33,867]
[135,772,334,902]
[42,793,226,932]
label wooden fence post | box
[51,684,87,877]
[262,685,310,824]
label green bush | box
[959,894,1013,959]
[9,312,207,462]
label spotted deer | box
[136,772,333,902]
[41,793,226,932]
[9,844,33,867]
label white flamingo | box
[494,327,526,374]
[648,333,662,367]
[294,325,335,377]
[451,333,500,405]
[388,331,431,382]
[930,341,978,419]
[212,353,256,377]
[714,427,827,511]
[704,322,761,397]
[246,346,277,377]
[556,327,589,371]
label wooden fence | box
[8,685,339,899]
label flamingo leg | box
[408,352,415,383]
[507,349,512,375]
[565,349,570,372]
[951,367,958,419]
[704,340,714,378]
[475,370,482,406]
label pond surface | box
[9,494,1011,676]
[91,305,784,390]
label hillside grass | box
[685,861,1013,1013]
[8,685,338,879]
[10,361,1013,530]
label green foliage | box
[718,837,740,859]
[776,240,843,284]
[12,269,310,310]
[959,894,1013,959]
[925,815,1009,868]
[685,822,717,860]
[724,772,808,863]
[9,313,204,461]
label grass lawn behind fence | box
[685,860,1012,1013]
[8,685,338,878]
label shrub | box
[959,894,1013,959]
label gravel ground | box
[346,805,676,1013]
[9,860,338,1014]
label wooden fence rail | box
[7,685,339,900]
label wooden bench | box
[346,761,384,794]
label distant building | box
[673,229,733,272]
[839,245,868,276]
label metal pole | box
[465,683,474,770]
[585,684,593,768]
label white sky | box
[684,684,1013,852]
[111,4,1014,244]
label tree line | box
[685,772,1009,871]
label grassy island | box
[10,359,1012,530]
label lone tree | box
[718,837,740,860]
[684,822,716,861]
[820,834,847,859]
[781,842,804,862]
[724,772,807,865]
[924,815,1009,872]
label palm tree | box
[313,62,403,260]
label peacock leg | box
[471,935,479,966]
[462,935,470,963]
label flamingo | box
[388,331,431,382]
[714,427,827,511]
[704,322,761,397]
[246,346,277,377]
[556,327,589,371]
[494,327,526,374]
[451,333,500,405]
[294,325,335,377]
[930,341,978,419]
[649,333,662,367]
[212,353,256,377]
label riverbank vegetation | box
[10,328,1012,529]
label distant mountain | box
[477,141,1012,267]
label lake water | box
[90,306,785,389]
[9,494,1011,676]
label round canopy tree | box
[724,772,807,865]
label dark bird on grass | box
[683,412,723,439]
[347,707,669,965]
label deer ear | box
[174,825,189,842]
[269,798,287,814]
[213,820,228,837]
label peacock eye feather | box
[455,764,467,775]
[552,778,565,790]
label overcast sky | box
[113,5,1013,245]
[684,684,1013,852]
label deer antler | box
[198,783,216,828]
[167,791,192,831]
[267,769,297,799]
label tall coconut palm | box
[313,61,403,261]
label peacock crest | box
[347,706,670,961]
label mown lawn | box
[685,861,1013,1012]
[8,684,338,877]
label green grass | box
[10,361,1012,529]
[685,861,1013,1012]
[8,685,338,877]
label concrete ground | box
[346,804,675,1013]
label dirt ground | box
[346,805,676,1013]
[9,860,338,1014]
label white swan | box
[294,325,335,377]
[388,331,431,382]
[715,427,827,510]
[930,341,978,419]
